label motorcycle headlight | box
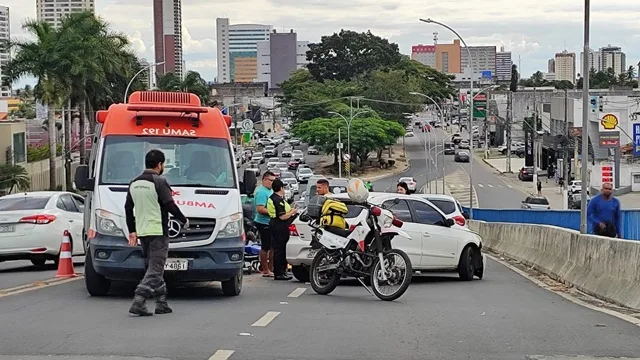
[382,214,393,228]
[218,212,242,238]
[95,209,125,237]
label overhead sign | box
[240,119,253,133]
[634,124,640,156]
[599,131,620,148]
[599,113,619,132]
[336,143,343,149]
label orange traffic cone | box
[55,230,77,278]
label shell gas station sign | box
[598,113,620,148]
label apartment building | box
[36,0,94,29]
[153,0,183,78]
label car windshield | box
[281,172,295,179]
[100,135,236,188]
[292,150,303,155]
[283,178,297,185]
[253,153,263,157]
[458,152,469,156]
[528,197,549,205]
[0,196,51,211]
[299,168,312,174]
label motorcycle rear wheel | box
[370,249,412,301]
[309,249,341,295]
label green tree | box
[306,30,402,82]
[0,164,31,194]
[554,80,574,90]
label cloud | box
[2,0,639,84]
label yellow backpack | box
[320,198,349,229]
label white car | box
[459,140,470,149]
[405,131,415,137]
[267,157,280,168]
[0,191,86,266]
[416,194,468,228]
[276,162,289,173]
[287,192,484,282]
[296,167,314,183]
[569,180,584,194]
[398,177,417,193]
[282,147,293,157]
[307,146,319,155]
[258,138,276,146]
[282,177,299,194]
[252,152,264,164]
[291,149,305,162]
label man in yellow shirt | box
[267,179,297,280]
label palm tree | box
[0,164,31,194]
[157,71,210,104]
[5,20,70,190]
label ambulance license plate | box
[164,258,188,271]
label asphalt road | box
[2,131,640,359]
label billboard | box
[634,123,640,156]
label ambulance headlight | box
[218,213,242,238]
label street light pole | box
[420,18,474,216]
[124,61,165,103]
[329,109,369,178]
[410,92,444,193]
[580,0,591,233]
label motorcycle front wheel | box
[309,249,341,295]
[370,249,412,301]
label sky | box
[5,0,640,87]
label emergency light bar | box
[126,105,209,114]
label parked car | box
[454,151,470,162]
[514,146,526,158]
[518,166,535,181]
[398,177,417,193]
[568,180,584,194]
[569,193,590,209]
[0,191,86,266]
[307,146,319,155]
[296,167,314,183]
[287,192,484,282]
[264,145,278,157]
[521,195,551,210]
[282,147,293,157]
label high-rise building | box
[600,45,626,75]
[153,0,183,79]
[548,58,555,73]
[554,50,576,84]
[138,58,155,90]
[0,6,10,97]
[496,47,512,81]
[257,30,309,88]
[461,46,497,79]
[216,18,272,83]
[579,48,599,74]
[36,0,94,28]
[434,40,461,73]
[411,45,436,67]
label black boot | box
[129,295,153,316]
[155,295,173,314]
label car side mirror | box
[74,164,93,191]
[393,198,400,204]
[242,169,257,195]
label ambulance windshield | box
[100,135,236,188]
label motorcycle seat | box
[324,226,352,237]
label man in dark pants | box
[267,179,297,280]
[125,149,189,316]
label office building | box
[216,18,272,83]
[548,58,555,73]
[600,45,626,75]
[257,30,308,88]
[0,6,9,97]
[496,47,512,80]
[153,0,183,79]
[461,46,497,80]
[434,40,461,73]
[554,50,576,83]
[579,48,599,74]
[139,58,154,90]
[36,0,94,28]
[411,45,436,67]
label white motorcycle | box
[301,198,413,301]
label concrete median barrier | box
[469,220,640,310]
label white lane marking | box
[477,184,484,187]
[507,185,513,188]
[488,184,494,188]
[209,350,235,360]
[448,184,455,188]
[288,287,306,298]
[251,311,281,327]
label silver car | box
[521,196,550,210]
[296,167,313,183]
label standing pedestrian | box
[254,171,275,277]
[267,179,298,281]
[587,183,621,238]
[125,149,189,316]
[537,180,542,195]
[397,182,410,194]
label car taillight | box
[370,206,382,216]
[19,214,56,224]
[289,224,299,236]
[391,216,403,228]
[453,215,466,226]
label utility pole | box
[348,97,353,177]
[338,128,342,178]
[506,91,512,173]
[563,89,570,209]
[532,87,538,191]
[580,0,591,234]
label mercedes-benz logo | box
[167,219,182,238]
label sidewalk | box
[313,143,409,181]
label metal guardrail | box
[462,207,640,241]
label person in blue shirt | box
[254,171,276,276]
[587,182,621,238]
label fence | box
[22,157,80,191]
[463,207,640,241]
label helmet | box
[347,178,369,203]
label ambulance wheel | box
[222,268,243,296]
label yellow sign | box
[600,114,618,130]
